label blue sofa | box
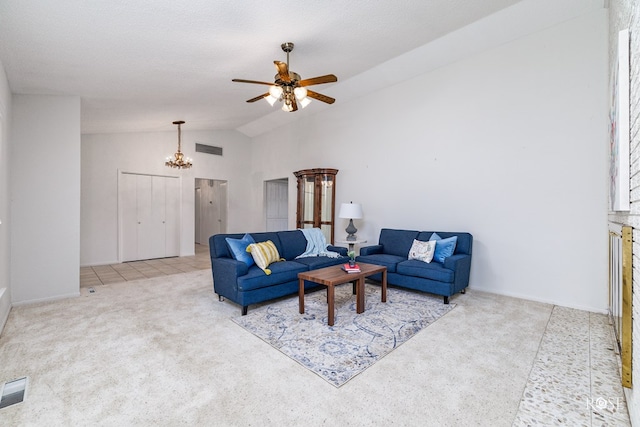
[356,228,473,304]
[209,230,348,315]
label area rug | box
[232,283,455,387]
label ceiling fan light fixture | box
[233,42,337,112]
[269,85,283,98]
[265,94,279,106]
[299,97,312,108]
[294,87,307,100]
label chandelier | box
[165,120,192,169]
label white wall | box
[81,129,252,266]
[250,10,609,312]
[0,59,12,331]
[11,95,81,304]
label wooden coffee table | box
[298,262,387,326]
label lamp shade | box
[339,202,363,219]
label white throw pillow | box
[408,239,436,263]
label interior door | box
[194,187,201,244]
[120,172,180,262]
[265,179,288,231]
[219,181,228,234]
[164,176,180,257]
[195,178,227,245]
[144,175,166,260]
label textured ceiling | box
[0,0,528,134]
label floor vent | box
[0,377,28,409]
[195,143,223,156]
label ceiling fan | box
[232,42,337,112]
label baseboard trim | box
[468,285,608,314]
[0,288,11,336]
[11,291,81,307]
[80,260,118,268]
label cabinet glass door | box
[294,168,338,244]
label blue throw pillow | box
[429,232,442,241]
[429,234,457,263]
[225,234,256,266]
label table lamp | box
[339,202,363,241]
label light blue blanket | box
[296,228,340,258]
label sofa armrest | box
[444,254,472,291]
[212,257,249,280]
[327,245,348,256]
[443,254,465,269]
[360,245,383,256]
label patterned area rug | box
[232,283,456,387]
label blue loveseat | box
[356,228,473,304]
[209,230,348,315]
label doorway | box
[195,178,227,245]
[265,178,288,232]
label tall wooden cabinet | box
[294,168,338,244]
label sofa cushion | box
[294,255,347,270]
[237,261,308,291]
[248,232,283,255]
[408,239,436,263]
[396,260,454,283]
[247,240,284,275]
[356,253,405,273]
[225,233,256,266]
[379,228,420,257]
[277,230,308,260]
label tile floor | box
[513,306,631,426]
[80,244,211,287]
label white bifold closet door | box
[120,173,180,262]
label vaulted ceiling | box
[0,1,587,135]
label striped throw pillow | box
[246,240,283,275]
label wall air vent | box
[195,143,223,156]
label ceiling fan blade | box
[232,78,274,86]
[306,90,335,104]
[274,61,291,82]
[246,93,268,103]
[298,74,338,87]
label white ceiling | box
[0,0,595,135]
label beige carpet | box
[0,270,620,425]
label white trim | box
[10,291,81,307]
[469,286,608,314]
[0,288,10,335]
